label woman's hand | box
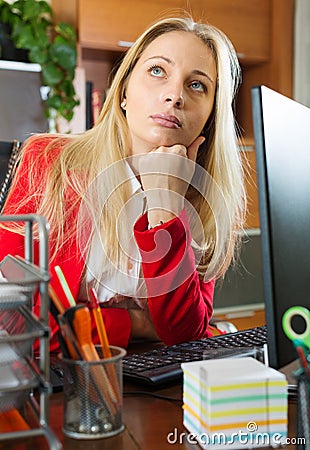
[128,308,160,341]
[138,136,205,226]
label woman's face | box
[124,31,217,155]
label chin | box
[152,137,189,149]
[131,134,190,154]
[148,129,179,146]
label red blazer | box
[0,136,214,352]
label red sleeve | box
[0,136,131,352]
[48,250,132,351]
[133,209,215,345]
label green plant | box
[0,0,79,123]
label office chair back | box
[0,140,21,212]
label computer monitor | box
[251,85,310,369]
[0,60,49,142]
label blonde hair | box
[6,16,246,280]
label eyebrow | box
[144,56,215,84]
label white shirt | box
[82,161,147,306]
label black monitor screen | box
[251,85,310,369]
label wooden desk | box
[0,387,298,450]
[1,344,299,450]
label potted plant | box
[0,0,79,126]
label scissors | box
[282,306,310,376]
[282,306,310,349]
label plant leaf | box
[45,93,62,110]
[55,22,77,43]
[31,21,50,47]
[1,0,79,124]
[42,62,63,86]
[23,0,53,22]
[49,37,77,71]
[12,23,36,49]
[28,47,48,65]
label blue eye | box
[149,65,164,77]
[191,81,206,92]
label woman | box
[0,16,246,352]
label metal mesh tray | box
[0,254,46,310]
[0,357,38,413]
[0,306,47,362]
[0,284,32,310]
[0,254,47,285]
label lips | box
[151,113,181,128]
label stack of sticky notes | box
[181,357,288,449]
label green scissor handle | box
[282,306,310,349]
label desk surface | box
[1,343,299,450]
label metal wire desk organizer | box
[0,214,62,450]
[295,368,310,450]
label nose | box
[161,83,185,108]
[165,94,184,108]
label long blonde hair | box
[6,16,246,280]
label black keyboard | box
[123,325,267,386]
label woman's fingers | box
[187,135,206,161]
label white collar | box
[124,158,143,195]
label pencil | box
[48,284,66,314]
[89,288,122,403]
[89,288,111,359]
[54,265,76,307]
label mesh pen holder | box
[294,367,310,450]
[61,345,126,439]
